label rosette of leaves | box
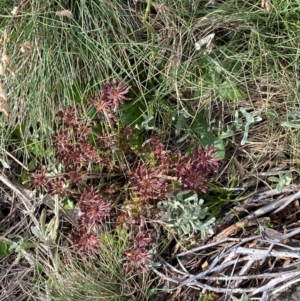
[157,191,215,238]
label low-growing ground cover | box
[1,0,300,300]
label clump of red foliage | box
[30,80,221,273]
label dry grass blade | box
[11,0,31,17]
[0,170,40,301]
[261,0,271,12]
[0,82,9,117]
[0,173,38,228]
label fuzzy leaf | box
[231,293,248,301]
[0,158,10,169]
[281,121,300,129]
[268,176,280,183]
[159,191,215,237]
[31,226,44,241]
[40,209,47,235]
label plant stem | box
[142,0,155,45]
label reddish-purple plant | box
[101,80,131,111]
[89,80,131,115]
[192,145,220,172]
[143,135,172,172]
[129,163,169,201]
[129,138,220,199]
[71,228,100,254]
[30,170,49,190]
[29,79,221,272]
[79,187,111,227]
[52,128,72,150]
[47,178,68,196]
[120,126,134,140]
[122,220,155,273]
[56,105,77,127]
[55,141,99,170]
[92,96,111,114]
[122,245,152,273]
[115,209,131,228]
[135,231,155,248]
[175,145,220,193]
[66,170,83,185]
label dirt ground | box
[277,284,300,301]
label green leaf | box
[64,198,75,210]
[28,159,37,171]
[160,191,215,237]
[231,293,248,301]
[213,137,225,159]
[21,171,30,183]
[54,195,60,216]
[138,114,155,130]
[181,223,190,234]
[189,112,216,146]
[31,226,44,241]
[0,158,11,169]
[281,121,300,129]
[238,108,262,146]
[276,172,292,192]
[51,217,59,242]
[268,176,280,183]
[118,100,146,127]
[46,217,59,242]
[188,111,225,158]
[269,172,292,192]
[27,140,45,156]
[0,241,10,258]
[176,133,190,143]
[217,80,245,101]
[283,172,292,184]
[91,123,103,135]
[276,181,285,192]
[175,109,189,136]
[219,128,235,139]
[40,209,47,235]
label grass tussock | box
[33,239,158,301]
